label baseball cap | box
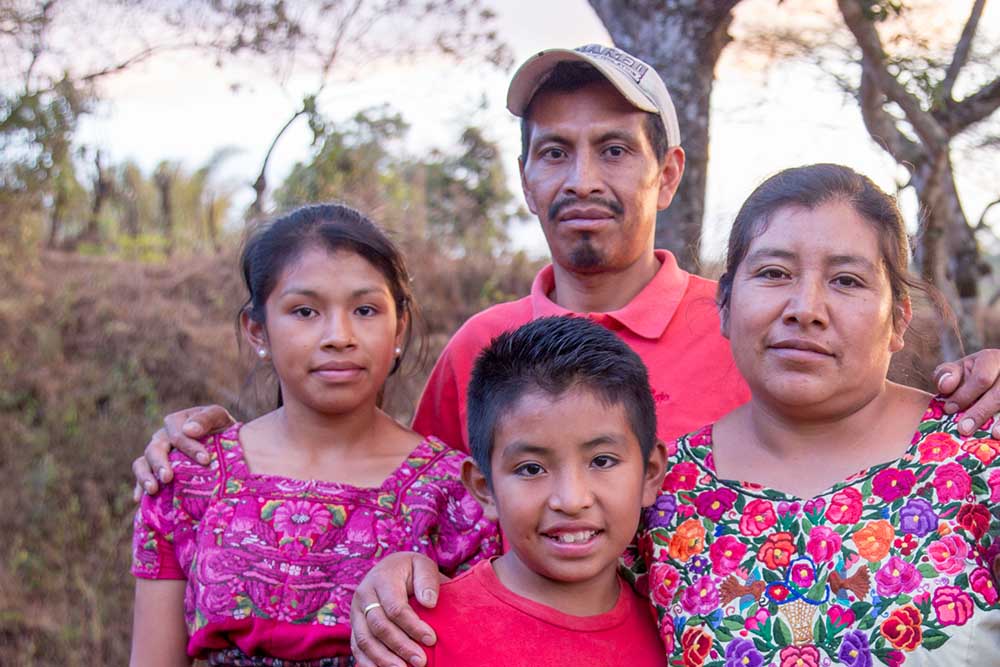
[506,44,681,147]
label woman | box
[639,164,999,666]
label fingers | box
[410,553,442,608]
[131,455,158,501]
[163,405,235,466]
[933,362,962,401]
[143,428,177,488]
[350,600,421,667]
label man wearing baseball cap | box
[410,44,747,454]
[349,43,749,666]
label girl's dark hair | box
[239,202,419,407]
[717,164,953,335]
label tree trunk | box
[81,151,110,246]
[911,151,984,356]
[154,169,175,256]
[588,0,741,272]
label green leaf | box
[918,563,939,579]
[922,628,949,650]
[851,601,873,618]
[326,504,347,527]
[723,615,745,631]
[260,499,282,521]
[773,617,792,646]
[762,569,780,583]
[972,477,989,496]
[954,572,969,589]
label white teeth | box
[553,530,596,544]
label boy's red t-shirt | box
[415,560,667,667]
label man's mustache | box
[548,196,624,222]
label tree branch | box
[858,68,922,166]
[837,0,948,151]
[939,0,985,102]
[935,74,1000,136]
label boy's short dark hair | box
[467,316,657,486]
[518,61,669,165]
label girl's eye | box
[292,306,317,318]
[592,455,619,469]
[355,305,378,317]
[514,463,545,477]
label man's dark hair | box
[519,61,669,164]
[467,316,657,486]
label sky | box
[76,0,1000,262]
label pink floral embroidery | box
[932,586,974,626]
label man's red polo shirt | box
[411,250,750,452]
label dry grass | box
[0,247,537,666]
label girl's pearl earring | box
[258,348,268,359]
[394,347,402,356]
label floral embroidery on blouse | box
[132,425,499,659]
[630,397,1000,667]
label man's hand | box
[131,405,236,501]
[350,552,443,667]
[934,348,1000,438]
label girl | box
[130,203,499,666]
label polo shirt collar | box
[529,249,691,340]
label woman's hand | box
[350,552,443,667]
[935,349,1000,438]
[131,405,236,500]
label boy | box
[414,316,668,666]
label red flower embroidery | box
[918,432,959,463]
[826,488,863,524]
[663,462,699,492]
[961,438,1000,465]
[933,462,971,502]
[680,626,712,666]
[956,503,991,540]
[880,605,923,651]
[757,532,796,569]
[739,499,777,537]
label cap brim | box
[506,48,659,117]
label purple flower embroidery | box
[898,497,938,537]
[680,575,720,615]
[725,638,764,667]
[838,630,872,667]
[694,488,737,521]
[689,554,710,575]
[875,556,921,597]
[645,494,677,529]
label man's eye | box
[541,147,565,159]
[833,275,862,288]
[605,145,626,157]
[515,463,544,477]
[592,455,619,469]
[758,268,788,280]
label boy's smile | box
[472,386,664,616]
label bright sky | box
[77,0,1000,262]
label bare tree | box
[245,0,512,218]
[587,0,743,272]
